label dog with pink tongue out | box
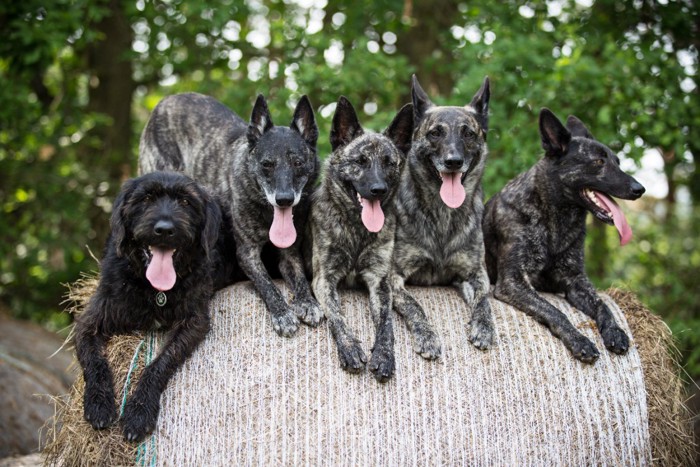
[391,75,496,360]
[482,108,645,362]
[307,97,413,382]
[140,92,322,338]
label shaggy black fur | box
[74,171,238,442]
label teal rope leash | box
[136,331,158,467]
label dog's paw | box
[83,391,117,430]
[291,297,323,327]
[337,342,367,374]
[411,325,442,360]
[271,311,299,337]
[468,318,494,350]
[369,346,395,383]
[601,325,630,355]
[568,334,600,363]
[121,393,160,443]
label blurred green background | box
[1,0,698,378]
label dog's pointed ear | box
[290,95,318,149]
[200,190,222,260]
[539,108,571,157]
[247,94,274,147]
[384,103,414,155]
[110,178,136,258]
[469,76,490,135]
[411,74,434,124]
[566,115,595,140]
[330,96,364,151]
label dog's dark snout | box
[275,192,295,207]
[370,182,388,197]
[154,219,175,237]
[445,155,464,170]
[630,181,645,198]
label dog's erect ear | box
[469,77,490,134]
[247,94,274,147]
[110,178,136,258]
[566,115,595,140]
[384,103,414,155]
[330,96,364,151]
[411,74,434,125]
[539,108,572,157]
[200,191,222,260]
[290,95,318,149]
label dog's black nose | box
[444,156,464,169]
[154,220,175,237]
[370,182,388,197]
[630,181,645,198]
[275,192,295,207]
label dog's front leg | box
[565,275,629,354]
[237,242,299,337]
[364,274,395,382]
[494,269,600,363]
[121,309,210,442]
[391,273,441,359]
[279,246,323,327]
[313,274,367,373]
[457,267,495,350]
[74,312,118,430]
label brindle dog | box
[482,108,645,362]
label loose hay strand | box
[607,287,696,466]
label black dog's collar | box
[155,291,167,307]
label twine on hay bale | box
[43,279,695,466]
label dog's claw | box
[291,297,323,327]
[469,319,494,350]
[601,325,630,355]
[337,342,367,374]
[121,393,159,443]
[271,311,299,337]
[84,392,117,430]
[369,347,395,383]
[569,334,600,363]
[411,326,442,360]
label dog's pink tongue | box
[146,248,176,291]
[440,172,466,208]
[594,191,633,246]
[270,206,296,248]
[360,197,385,232]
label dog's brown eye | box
[180,198,189,206]
[144,194,152,202]
[294,159,303,168]
[261,160,274,169]
[428,128,442,139]
[594,159,605,166]
[461,127,476,139]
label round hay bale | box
[44,280,695,466]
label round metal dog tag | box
[155,291,167,307]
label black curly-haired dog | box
[74,171,238,442]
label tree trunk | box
[396,0,459,98]
[84,0,135,248]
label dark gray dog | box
[308,97,413,382]
[140,92,322,337]
[482,108,645,362]
[392,75,495,359]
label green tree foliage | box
[1,0,698,375]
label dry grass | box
[608,287,696,466]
